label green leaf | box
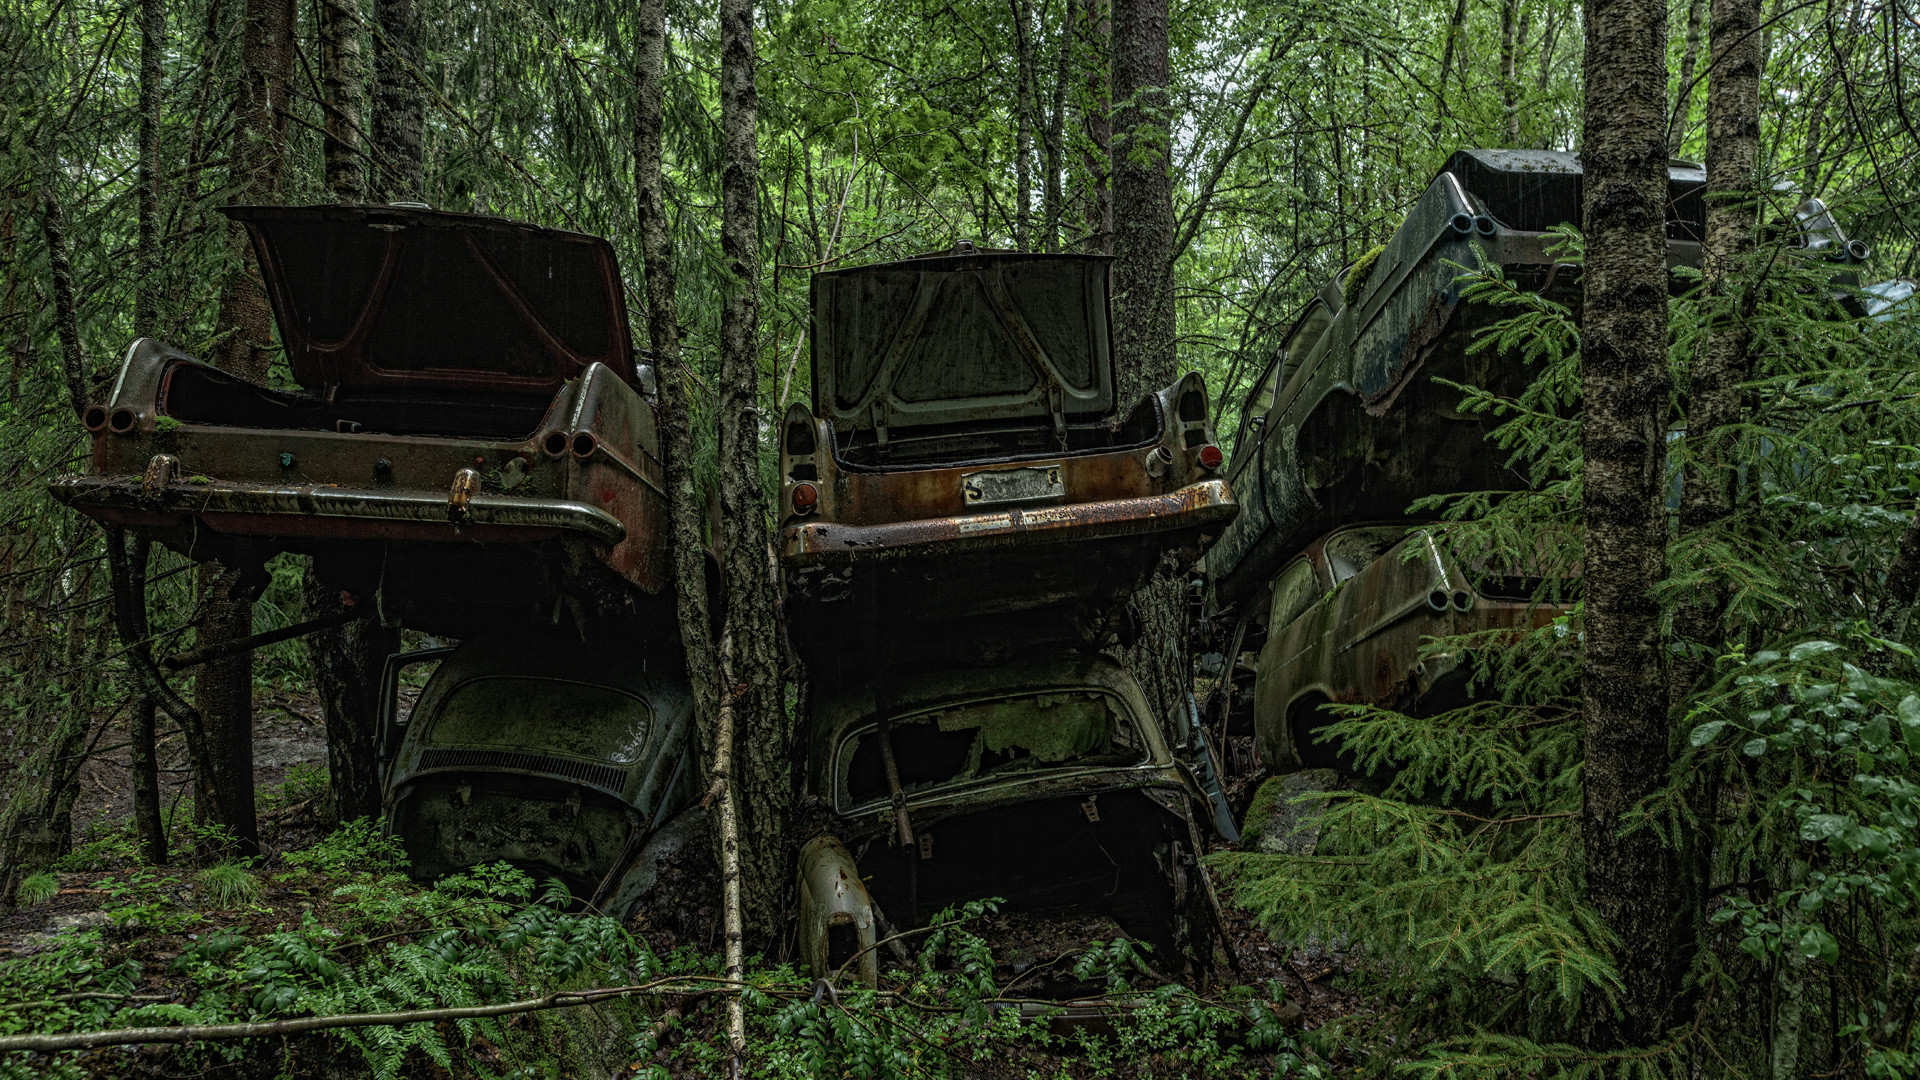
[1742,737,1769,757]
[1790,641,1842,661]
[1690,720,1728,746]
[1799,926,1839,964]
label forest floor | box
[1,690,1364,1078]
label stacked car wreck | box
[1203,149,1885,782]
[779,245,1239,987]
[54,205,700,914]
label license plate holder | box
[962,465,1064,507]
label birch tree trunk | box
[1011,0,1034,249]
[718,0,792,967]
[1670,0,1707,155]
[1577,0,1691,1045]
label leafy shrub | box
[196,862,262,909]
[14,872,57,907]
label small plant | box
[196,862,262,909]
[15,872,57,907]
[284,817,407,875]
[53,823,143,872]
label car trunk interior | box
[160,361,553,441]
[830,391,1164,470]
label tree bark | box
[1433,0,1469,136]
[301,580,396,822]
[136,0,164,331]
[370,0,424,201]
[1043,12,1070,252]
[38,192,88,422]
[1671,0,1761,696]
[106,530,167,865]
[1500,0,1520,143]
[197,0,292,857]
[1578,0,1689,1046]
[1109,0,1175,407]
[318,0,366,201]
[718,0,791,959]
[1078,0,1112,253]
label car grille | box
[416,748,627,794]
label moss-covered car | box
[380,632,699,915]
[796,652,1230,988]
[1248,524,1566,772]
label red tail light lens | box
[1197,444,1223,470]
[792,482,819,514]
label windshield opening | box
[428,677,651,764]
[836,691,1145,808]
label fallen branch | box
[0,977,744,1053]
[161,607,368,670]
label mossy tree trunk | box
[1577,0,1693,1045]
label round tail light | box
[1197,444,1223,470]
[570,431,598,458]
[108,408,138,434]
[541,431,569,457]
[791,482,819,514]
[82,405,109,432]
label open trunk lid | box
[810,250,1116,437]
[222,204,636,396]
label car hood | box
[222,204,636,396]
[809,251,1116,434]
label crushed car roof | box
[222,204,637,396]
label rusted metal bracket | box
[161,606,371,670]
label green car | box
[379,630,700,915]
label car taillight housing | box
[791,482,819,515]
[1197,444,1223,470]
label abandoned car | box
[1246,524,1568,773]
[379,630,700,916]
[1205,150,1879,615]
[779,245,1237,676]
[50,205,669,638]
[796,652,1230,989]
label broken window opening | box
[836,691,1146,809]
[428,677,653,764]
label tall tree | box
[318,0,366,201]
[370,0,424,201]
[1078,0,1112,253]
[1577,0,1690,1046]
[129,0,166,864]
[717,0,787,1059]
[200,0,295,855]
[305,0,396,825]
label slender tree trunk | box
[1671,0,1762,696]
[1011,0,1035,248]
[1078,0,1112,253]
[718,0,790,976]
[111,531,167,865]
[1500,0,1520,143]
[1670,0,1707,156]
[39,193,88,422]
[370,0,424,201]
[199,0,293,856]
[136,0,164,331]
[1044,11,1070,251]
[636,0,720,875]
[319,0,366,201]
[1109,0,1175,406]
[1578,0,1689,1046]
[302,580,395,822]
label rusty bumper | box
[48,475,626,546]
[782,479,1236,568]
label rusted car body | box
[1249,525,1566,771]
[49,205,667,637]
[380,631,699,914]
[795,653,1226,989]
[1204,151,1715,611]
[779,247,1236,674]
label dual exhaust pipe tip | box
[86,405,138,434]
[1450,213,1497,237]
[542,430,599,459]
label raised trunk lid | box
[810,250,1116,439]
[222,204,636,396]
